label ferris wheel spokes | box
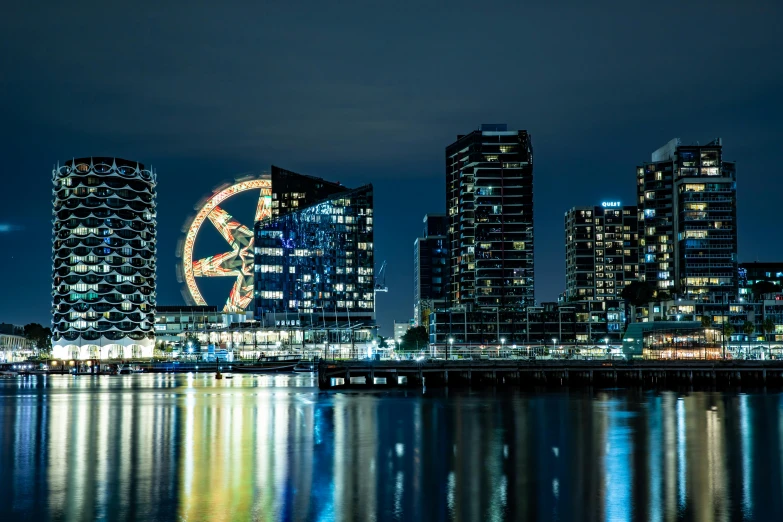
[180,178,272,313]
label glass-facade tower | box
[446,124,534,310]
[254,184,375,329]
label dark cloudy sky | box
[1,1,782,335]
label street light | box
[500,337,506,357]
[448,337,454,360]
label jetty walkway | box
[318,359,783,389]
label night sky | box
[1,1,782,335]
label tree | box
[719,322,734,359]
[155,340,174,357]
[752,281,781,300]
[762,317,775,353]
[23,323,52,355]
[621,281,655,307]
[741,320,756,356]
[742,320,755,337]
[377,335,390,349]
[621,281,656,324]
[421,308,432,329]
[184,333,201,354]
[701,315,713,328]
[722,322,735,337]
[399,326,428,352]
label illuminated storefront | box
[155,305,374,360]
[623,321,723,359]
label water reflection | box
[1,375,783,521]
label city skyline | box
[2,2,783,336]
[4,4,783,522]
[1,131,779,336]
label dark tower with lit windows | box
[564,204,640,301]
[445,124,534,310]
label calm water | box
[1,374,783,521]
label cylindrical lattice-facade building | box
[52,157,156,359]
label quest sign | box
[601,201,621,208]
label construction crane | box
[374,260,388,294]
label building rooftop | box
[479,124,508,132]
[651,137,723,162]
[157,305,220,313]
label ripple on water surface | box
[0,374,781,521]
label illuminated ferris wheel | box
[177,177,272,313]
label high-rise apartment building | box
[413,214,448,326]
[51,157,157,359]
[564,203,639,301]
[446,124,534,310]
[637,139,737,300]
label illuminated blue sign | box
[601,201,621,208]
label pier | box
[318,359,783,390]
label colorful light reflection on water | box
[1,374,783,521]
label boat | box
[293,360,317,373]
[116,364,143,375]
[0,371,19,377]
[233,355,302,373]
